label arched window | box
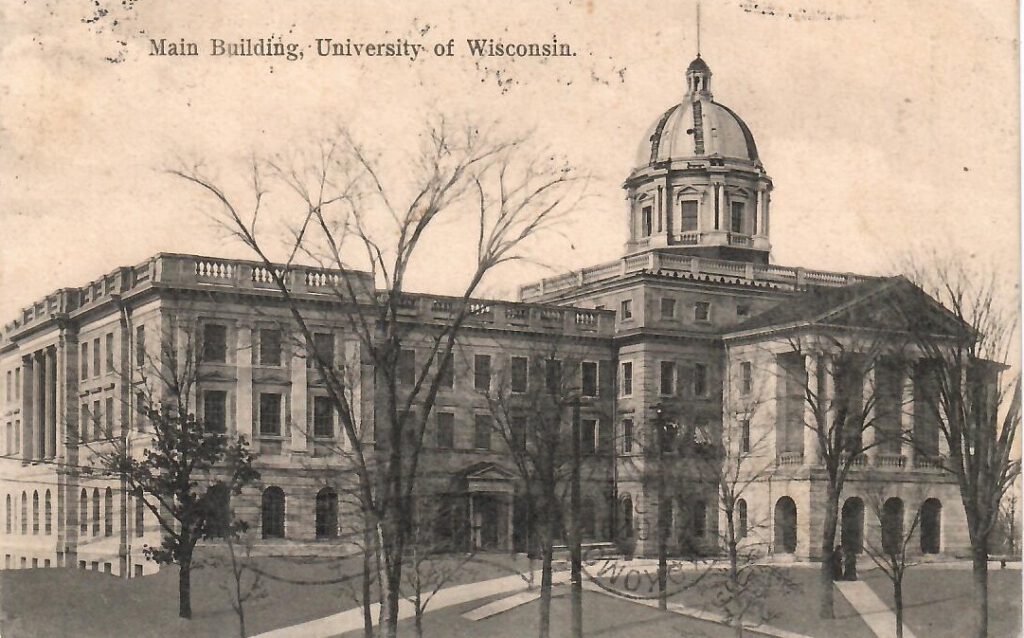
[692,500,707,538]
[841,497,864,553]
[5,495,10,534]
[20,492,27,535]
[315,487,339,539]
[261,486,285,539]
[621,495,634,539]
[774,497,797,553]
[32,491,39,535]
[206,484,232,538]
[920,498,942,554]
[92,488,101,536]
[104,488,114,537]
[881,497,904,555]
[737,499,748,539]
[79,489,88,533]
[135,498,145,538]
[44,490,51,535]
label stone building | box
[0,54,967,575]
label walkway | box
[835,580,918,638]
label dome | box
[687,55,711,74]
[636,99,760,167]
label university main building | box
[0,56,964,575]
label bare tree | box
[899,259,1021,638]
[171,117,585,638]
[194,530,267,638]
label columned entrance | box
[459,462,516,552]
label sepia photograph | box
[0,1,1020,636]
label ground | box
[0,553,1019,638]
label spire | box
[696,0,701,57]
[686,0,711,99]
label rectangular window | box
[598,420,613,454]
[81,342,89,379]
[204,391,227,433]
[135,325,146,367]
[105,397,114,438]
[740,419,751,454]
[92,338,100,378]
[681,201,698,232]
[135,392,147,431]
[694,302,711,322]
[731,201,745,233]
[620,299,633,320]
[660,361,675,396]
[622,419,634,453]
[511,356,529,393]
[311,333,334,369]
[581,419,597,455]
[474,354,491,392]
[438,358,455,389]
[544,359,562,395]
[436,412,455,448]
[259,329,282,366]
[660,297,676,319]
[581,362,598,397]
[80,403,90,442]
[641,205,653,237]
[620,362,633,396]
[93,400,101,440]
[105,333,114,373]
[397,349,415,385]
[740,361,753,395]
[259,393,282,436]
[510,415,528,451]
[312,396,333,438]
[693,363,707,397]
[5,371,11,403]
[202,324,228,363]
[14,368,19,400]
[473,414,492,450]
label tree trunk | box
[414,590,424,638]
[384,560,402,638]
[894,579,903,638]
[819,494,839,619]
[538,540,553,638]
[972,543,989,638]
[178,555,193,619]
[362,518,375,638]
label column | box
[862,365,875,464]
[20,355,32,460]
[715,183,723,230]
[45,347,56,458]
[290,341,308,455]
[36,352,46,459]
[900,368,915,467]
[755,189,764,235]
[235,324,253,441]
[802,353,821,465]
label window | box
[681,200,698,232]
[80,403,89,443]
[693,363,707,397]
[5,495,10,534]
[598,420,613,454]
[581,419,597,455]
[438,358,455,389]
[261,487,285,539]
[544,359,562,395]
[740,362,753,395]
[474,414,492,450]
[4,371,9,403]
[737,499,748,538]
[91,489,100,536]
[32,492,38,535]
[622,419,634,453]
[259,329,282,366]
[397,349,415,385]
[660,361,675,396]
[135,325,146,367]
[104,488,113,537]
[581,362,598,397]
[79,490,87,533]
[105,397,114,438]
[473,355,491,392]
[92,338,100,377]
[641,205,653,237]
[312,396,333,438]
[620,299,633,320]
[259,393,282,436]
[731,201,745,233]
[660,297,676,319]
[80,342,89,379]
[693,500,707,537]
[315,488,339,539]
[694,302,711,322]
[204,391,227,433]
[510,415,527,451]
[13,368,19,400]
[44,490,51,535]
[736,304,749,318]
[620,362,633,396]
[436,412,455,448]
[740,420,751,453]
[19,492,26,534]
[105,333,114,373]
[136,392,147,431]
[92,400,101,440]
[311,333,334,369]
[202,324,228,363]
[135,498,145,537]
[511,356,529,393]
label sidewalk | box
[835,580,918,638]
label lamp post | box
[653,403,677,611]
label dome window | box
[731,202,746,234]
[641,205,653,237]
[681,201,699,233]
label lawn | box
[861,566,1022,638]
[0,550,536,638]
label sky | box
[0,0,1019,322]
